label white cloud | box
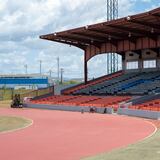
[141,0,151,2]
[0,51,27,74]
[0,0,61,36]
[0,0,159,78]
[0,0,7,12]
[61,0,91,11]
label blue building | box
[0,74,50,89]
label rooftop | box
[40,7,160,51]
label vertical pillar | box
[122,53,126,71]
[156,49,160,69]
[138,51,142,72]
[122,60,126,71]
[84,52,88,84]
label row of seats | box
[31,95,131,111]
[129,99,160,111]
[62,71,123,95]
[73,71,160,96]
[123,71,160,94]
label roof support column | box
[84,52,88,84]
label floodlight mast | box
[106,0,119,74]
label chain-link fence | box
[0,86,54,101]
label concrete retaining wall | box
[24,103,160,119]
[118,108,160,119]
[24,103,113,114]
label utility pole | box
[60,68,64,84]
[106,0,119,74]
[24,64,28,74]
[49,70,52,77]
[57,57,60,84]
[39,60,42,75]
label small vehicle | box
[11,94,23,108]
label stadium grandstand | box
[1,2,160,160]
[25,7,160,119]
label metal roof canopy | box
[40,7,160,54]
[40,7,160,83]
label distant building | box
[0,74,53,89]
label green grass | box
[0,116,32,133]
[82,129,160,160]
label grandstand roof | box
[40,7,160,51]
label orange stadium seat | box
[31,95,131,111]
[130,99,160,112]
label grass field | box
[0,116,32,133]
[83,129,160,160]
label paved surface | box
[0,108,156,160]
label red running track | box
[0,108,156,160]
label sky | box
[0,0,159,79]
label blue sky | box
[0,0,159,78]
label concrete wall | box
[24,103,160,119]
[125,51,139,61]
[24,103,113,114]
[124,49,160,72]
[118,108,160,119]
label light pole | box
[49,70,52,77]
[57,57,60,84]
[60,68,64,84]
[39,60,42,75]
[24,64,28,74]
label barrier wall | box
[118,108,160,119]
[24,103,160,119]
[24,103,113,114]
